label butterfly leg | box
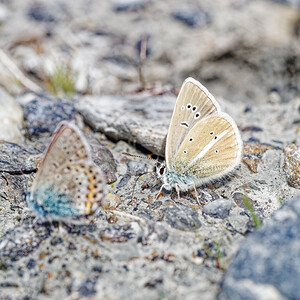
[175,184,181,200]
[156,183,166,199]
[192,184,202,206]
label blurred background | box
[0,0,299,103]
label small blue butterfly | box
[157,77,243,197]
[27,122,106,222]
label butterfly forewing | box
[173,113,242,185]
[166,78,221,169]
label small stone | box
[99,224,136,243]
[283,144,300,188]
[117,173,131,188]
[78,278,97,297]
[113,0,147,11]
[27,2,55,22]
[127,160,148,176]
[232,192,256,211]
[163,204,201,231]
[203,199,234,219]
[26,259,36,270]
[102,193,121,210]
[172,7,211,28]
[243,142,274,173]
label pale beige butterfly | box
[157,77,243,198]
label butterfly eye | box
[214,136,218,140]
[159,166,165,175]
[210,131,214,135]
[186,104,192,110]
[215,150,219,153]
[192,106,197,111]
[183,150,187,154]
[195,113,200,119]
[189,138,193,142]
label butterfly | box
[26,122,106,222]
[157,77,243,198]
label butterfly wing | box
[165,77,221,169]
[29,122,106,219]
[172,113,242,185]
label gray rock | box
[22,93,76,138]
[203,199,234,219]
[220,196,300,300]
[76,94,174,156]
[113,0,148,11]
[0,142,39,173]
[162,203,201,230]
[127,160,148,176]
[172,7,211,28]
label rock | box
[220,196,300,300]
[0,88,23,143]
[76,94,174,156]
[22,93,76,138]
[0,142,39,173]
[283,144,300,189]
[113,0,148,11]
[27,2,56,22]
[102,193,121,210]
[172,7,211,28]
[127,160,148,176]
[162,204,201,231]
[243,142,275,173]
[203,199,234,219]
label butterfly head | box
[156,161,194,192]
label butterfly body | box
[158,77,242,195]
[27,122,106,222]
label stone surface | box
[283,144,300,189]
[22,93,76,138]
[0,88,23,143]
[220,196,300,300]
[76,94,173,156]
[0,0,299,299]
[172,7,211,28]
[203,199,234,219]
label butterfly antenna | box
[122,152,160,164]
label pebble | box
[113,0,148,11]
[127,160,148,176]
[203,199,234,219]
[102,193,121,210]
[27,2,56,23]
[283,144,300,189]
[172,7,211,27]
[163,204,201,231]
[243,142,275,173]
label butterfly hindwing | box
[173,113,242,185]
[31,123,91,191]
[166,78,221,169]
[29,122,106,220]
